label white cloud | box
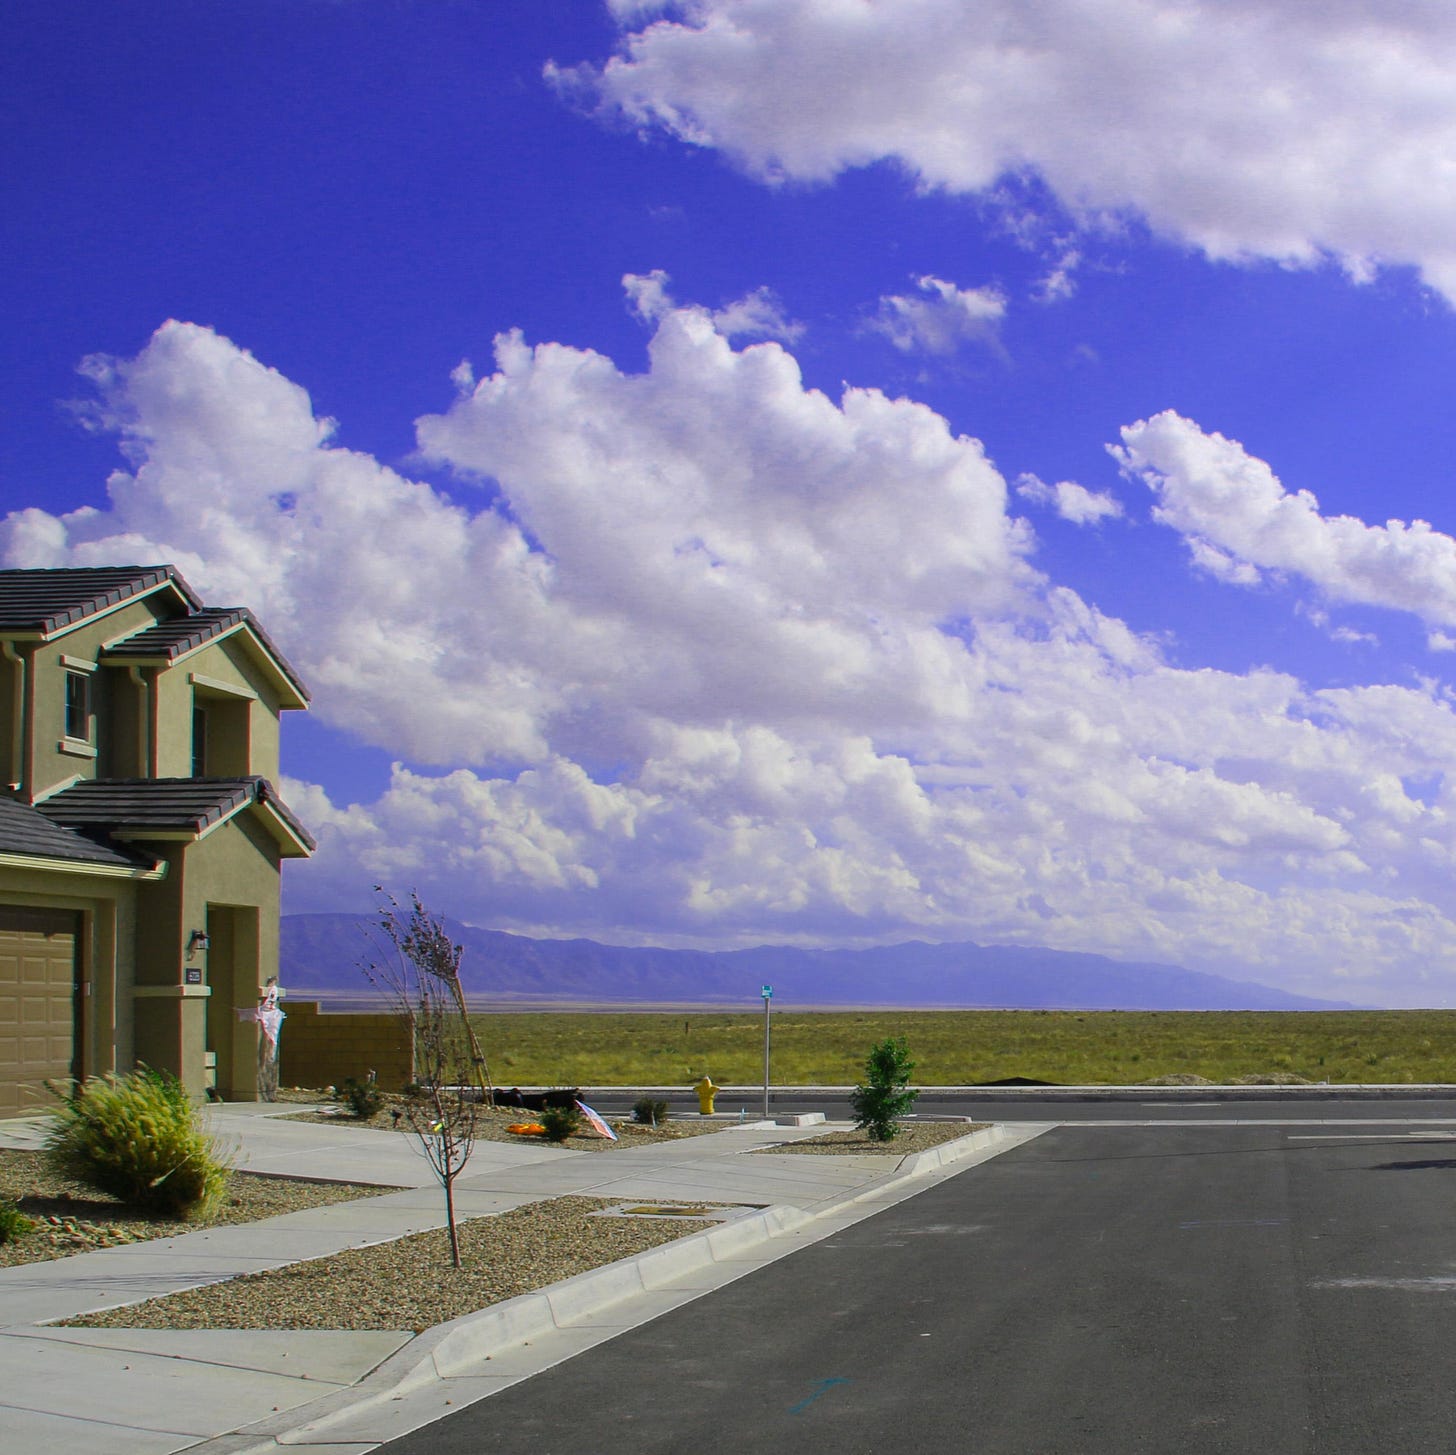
[1034,245,1083,304]
[564,0,1456,303]
[710,285,803,342]
[1183,537,1263,588]
[867,275,1006,356]
[19,309,1456,1001]
[624,268,802,340]
[1300,604,1379,648]
[1115,409,1456,628]
[622,268,675,322]
[1016,472,1123,526]
[6,307,1038,772]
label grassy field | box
[465,1009,1456,1086]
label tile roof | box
[0,566,199,634]
[0,794,155,869]
[102,607,250,659]
[102,606,310,704]
[37,777,316,852]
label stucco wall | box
[126,808,290,1099]
[154,637,283,781]
[27,597,164,796]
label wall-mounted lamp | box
[187,930,211,960]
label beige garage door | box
[0,907,81,1118]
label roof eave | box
[236,619,310,708]
[0,847,167,881]
[110,828,205,843]
[105,793,312,857]
[248,780,315,855]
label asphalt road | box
[377,1120,1456,1453]
[583,1088,1456,1123]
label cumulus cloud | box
[866,276,1006,356]
[1016,472,1123,526]
[6,304,1037,771]
[1115,410,1456,628]
[283,639,1456,1000]
[18,308,1456,1000]
[625,268,802,341]
[710,285,804,342]
[563,0,1456,303]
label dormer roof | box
[103,607,309,709]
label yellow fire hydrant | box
[693,1074,719,1115]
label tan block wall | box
[279,1001,415,1091]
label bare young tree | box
[363,889,484,1269]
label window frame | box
[63,668,92,744]
[192,703,208,777]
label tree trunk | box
[444,1166,461,1269]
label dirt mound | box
[1229,1072,1313,1086]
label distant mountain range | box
[280,914,1351,1011]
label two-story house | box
[0,565,313,1115]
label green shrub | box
[849,1037,919,1142]
[43,1068,233,1220]
[0,1198,34,1245]
[632,1096,670,1126]
[336,1075,385,1119]
[539,1102,580,1144]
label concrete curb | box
[187,1122,1020,1452]
[893,1120,1006,1174]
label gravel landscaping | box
[0,1148,397,1268]
[277,1097,723,1152]
[61,1195,726,1331]
[755,1121,988,1155]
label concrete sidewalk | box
[0,1103,1041,1454]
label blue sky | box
[10,1,1456,1004]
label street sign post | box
[761,985,773,1118]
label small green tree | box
[850,1036,919,1142]
[632,1096,669,1127]
[538,1102,580,1144]
[335,1074,384,1120]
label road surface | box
[376,1117,1456,1452]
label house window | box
[188,681,251,776]
[192,705,208,777]
[64,670,91,742]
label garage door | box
[0,907,81,1118]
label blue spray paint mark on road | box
[789,1377,851,1414]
